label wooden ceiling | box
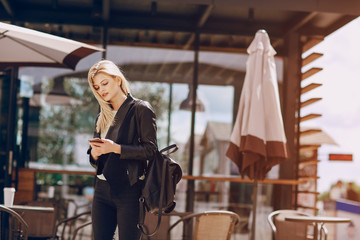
[1,0,359,56]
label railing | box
[182,175,305,185]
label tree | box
[37,78,168,165]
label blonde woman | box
[87,60,157,240]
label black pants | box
[92,178,142,240]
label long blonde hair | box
[88,60,131,133]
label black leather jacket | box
[88,94,157,191]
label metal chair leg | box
[319,223,328,240]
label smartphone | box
[88,138,104,143]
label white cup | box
[48,186,55,198]
[3,187,15,207]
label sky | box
[301,17,360,193]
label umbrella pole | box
[250,177,258,240]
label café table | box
[4,204,54,212]
[2,204,56,238]
[285,215,351,240]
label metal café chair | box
[167,210,240,240]
[53,210,92,240]
[70,221,92,240]
[0,204,29,240]
[268,209,328,240]
[16,200,57,239]
[31,197,88,239]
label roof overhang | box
[0,0,358,56]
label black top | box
[88,94,157,193]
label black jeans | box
[92,178,142,240]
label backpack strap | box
[134,99,179,237]
[160,144,178,155]
[134,100,161,237]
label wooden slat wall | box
[13,168,36,204]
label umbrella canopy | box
[226,29,288,180]
[0,22,104,69]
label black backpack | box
[137,144,182,237]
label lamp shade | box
[45,78,78,105]
[179,87,205,112]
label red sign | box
[329,154,353,161]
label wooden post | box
[274,32,302,210]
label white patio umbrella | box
[226,29,288,240]
[0,22,104,69]
[0,21,104,188]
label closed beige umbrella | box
[226,29,288,240]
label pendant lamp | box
[45,78,78,105]
[179,86,205,112]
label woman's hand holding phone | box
[89,138,104,143]
[89,138,104,160]
[89,138,120,156]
